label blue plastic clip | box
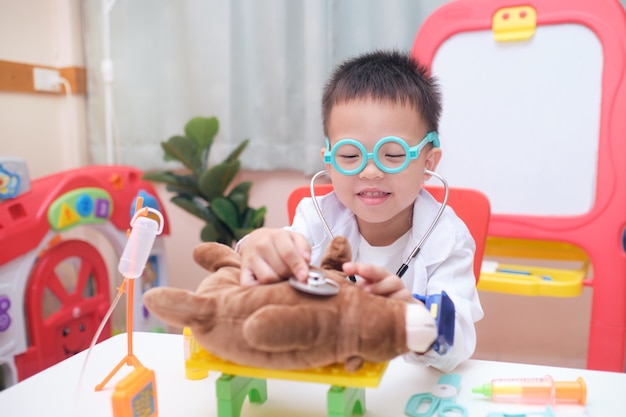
[412,291,455,354]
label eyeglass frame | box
[323,131,440,175]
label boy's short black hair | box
[322,50,441,137]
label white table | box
[1,332,624,416]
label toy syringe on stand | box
[94,197,164,417]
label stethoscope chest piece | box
[289,271,340,296]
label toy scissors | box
[405,374,467,417]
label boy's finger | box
[243,255,283,284]
[275,233,310,281]
[292,232,312,263]
[240,267,260,286]
[343,262,389,283]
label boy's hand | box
[238,228,312,286]
[343,262,415,303]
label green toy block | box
[215,374,268,417]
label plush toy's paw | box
[243,305,333,352]
[344,356,364,372]
[405,303,438,353]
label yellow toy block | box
[479,237,588,297]
[183,327,388,388]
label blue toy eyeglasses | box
[323,132,440,176]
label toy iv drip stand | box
[95,197,164,390]
[75,196,164,417]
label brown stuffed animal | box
[142,236,437,372]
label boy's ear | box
[423,147,443,180]
[320,146,335,171]
[319,147,328,166]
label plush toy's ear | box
[193,241,241,272]
[320,236,352,272]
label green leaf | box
[185,116,218,155]
[185,116,219,149]
[161,136,202,173]
[201,221,233,245]
[198,160,240,201]
[225,139,249,163]
[211,197,240,231]
[228,181,252,213]
[200,223,220,242]
[232,207,266,240]
[165,183,200,196]
[234,228,255,241]
[171,195,213,223]
[247,206,267,228]
[142,171,179,184]
[143,172,199,194]
[161,136,186,163]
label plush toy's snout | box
[143,236,436,371]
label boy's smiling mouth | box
[357,189,390,205]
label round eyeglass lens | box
[332,141,367,174]
[375,138,409,172]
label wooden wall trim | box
[0,60,86,95]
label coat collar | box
[319,189,456,268]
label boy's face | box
[321,98,442,244]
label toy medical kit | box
[404,373,467,417]
[289,271,340,296]
[323,132,440,175]
[472,375,587,405]
[118,207,165,279]
[413,291,455,355]
[74,197,163,416]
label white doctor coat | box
[289,188,484,372]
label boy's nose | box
[358,159,384,179]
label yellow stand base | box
[183,328,384,417]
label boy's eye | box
[335,143,361,162]
[378,141,407,161]
[384,152,406,159]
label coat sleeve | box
[405,215,484,372]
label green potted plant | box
[143,116,266,246]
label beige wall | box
[0,0,590,369]
[0,0,87,176]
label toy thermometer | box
[118,207,164,278]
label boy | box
[237,50,483,372]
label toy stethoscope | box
[289,167,449,295]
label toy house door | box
[14,239,111,380]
